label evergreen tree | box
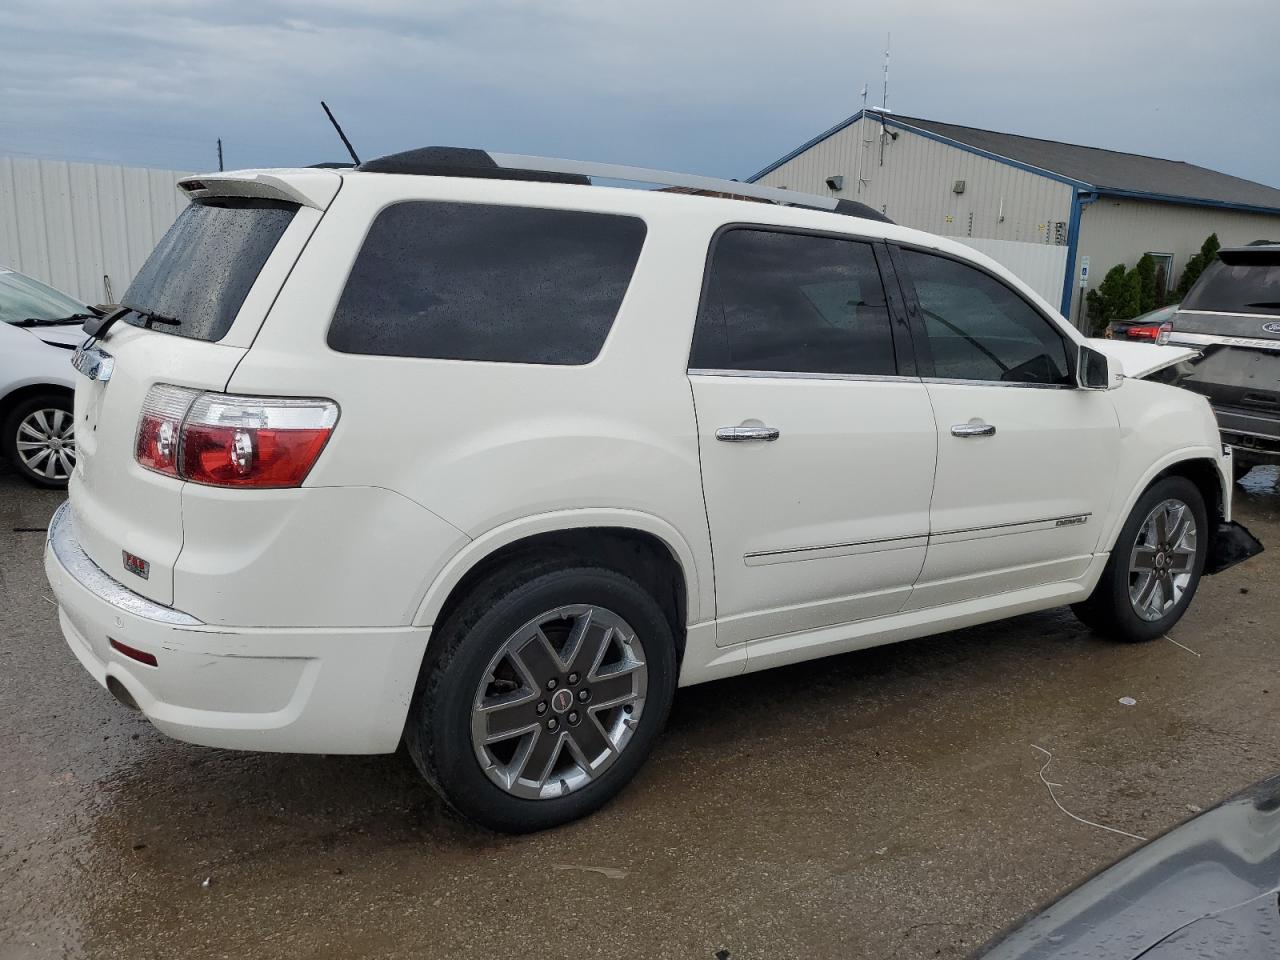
[1135,253,1158,313]
[1174,232,1222,299]
[1118,268,1144,319]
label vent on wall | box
[953,180,966,195]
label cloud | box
[1,0,1277,187]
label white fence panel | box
[0,156,194,304]
[957,237,1069,313]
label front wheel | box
[1072,476,1207,642]
[2,392,76,488]
[404,559,677,833]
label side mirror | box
[1077,345,1118,391]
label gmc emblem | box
[122,551,150,580]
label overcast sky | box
[2,0,1278,187]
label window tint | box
[123,198,298,342]
[691,229,895,376]
[328,202,646,364]
[1182,255,1280,317]
[901,249,1072,385]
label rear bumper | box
[1213,405,1280,461]
[44,502,427,754]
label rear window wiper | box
[15,312,96,327]
[125,305,182,329]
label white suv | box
[45,148,1261,832]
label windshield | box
[0,269,88,324]
[1182,253,1280,317]
[122,197,298,341]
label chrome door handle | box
[951,421,996,438]
[716,425,781,442]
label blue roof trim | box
[1090,186,1280,217]
[747,111,1280,215]
[746,111,865,183]
[747,110,1092,190]
[879,116,1091,190]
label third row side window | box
[690,229,896,377]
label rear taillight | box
[1126,321,1173,344]
[135,386,338,488]
[135,385,200,477]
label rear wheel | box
[405,559,676,833]
[1071,476,1207,642]
[2,392,76,488]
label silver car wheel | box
[1128,498,1197,622]
[16,408,76,481]
[470,604,647,800]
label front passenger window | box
[900,249,1072,385]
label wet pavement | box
[3,463,1278,960]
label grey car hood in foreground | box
[974,774,1280,958]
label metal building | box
[749,111,1280,327]
[0,156,194,304]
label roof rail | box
[354,146,893,223]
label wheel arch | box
[1100,448,1228,554]
[0,381,74,425]
[413,510,708,662]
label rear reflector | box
[135,386,338,488]
[110,638,158,667]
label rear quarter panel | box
[225,175,719,627]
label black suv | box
[1166,243,1280,481]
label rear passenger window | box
[900,249,1072,385]
[328,202,646,364]
[690,229,896,376]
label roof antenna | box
[320,100,361,166]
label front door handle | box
[716,425,781,442]
[951,420,996,438]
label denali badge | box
[1263,321,1280,335]
[122,550,150,580]
[1055,515,1089,527]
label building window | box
[1147,253,1174,297]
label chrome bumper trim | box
[47,501,203,626]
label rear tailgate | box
[69,172,338,607]
[1167,246,1280,413]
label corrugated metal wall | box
[1071,197,1280,319]
[754,118,1075,311]
[756,117,1075,244]
[957,237,1069,306]
[0,156,194,304]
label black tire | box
[1071,476,1207,642]
[404,557,677,833]
[1,392,75,489]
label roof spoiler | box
[177,171,341,211]
[354,146,894,224]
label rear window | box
[1182,252,1280,317]
[122,198,298,341]
[327,201,646,364]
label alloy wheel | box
[470,604,647,800]
[1128,498,1197,622]
[16,408,75,482]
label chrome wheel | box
[471,604,647,800]
[1128,498,1197,622]
[16,408,75,481]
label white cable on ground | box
[1031,745,1148,842]
[1164,633,1201,657]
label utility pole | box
[217,138,224,172]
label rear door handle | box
[716,425,781,442]
[951,420,996,438]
